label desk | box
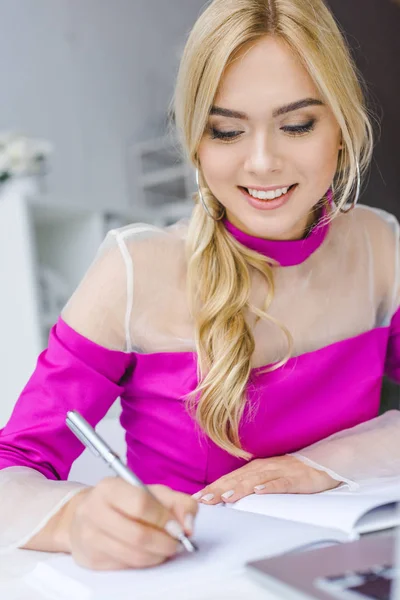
[2,530,394,599]
[0,548,277,599]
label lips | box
[239,183,298,211]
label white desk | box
[0,548,277,600]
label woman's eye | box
[209,127,243,141]
[282,119,316,136]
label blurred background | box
[0,0,399,429]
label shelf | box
[158,200,193,220]
[139,165,189,190]
[134,134,179,155]
[30,202,100,226]
[129,200,193,224]
[129,132,195,224]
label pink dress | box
[1,205,399,495]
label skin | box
[195,36,343,504]
[198,36,342,241]
[24,37,342,566]
[24,480,198,570]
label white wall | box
[0,0,204,211]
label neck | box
[222,198,330,267]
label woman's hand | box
[193,455,341,505]
[57,478,198,570]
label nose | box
[243,133,283,176]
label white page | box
[230,478,400,536]
[24,504,346,600]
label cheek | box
[296,135,340,183]
[198,143,239,188]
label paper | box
[230,478,400,536]
[25,504,345,600]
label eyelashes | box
[209,118,316,142]
[210,128,242,140]
[283,119,316,135]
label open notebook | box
[229,477,400,539]
[25,480,400,600]
[25,505,346,600]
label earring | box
[339,160,361,214]
[196,168,225,221]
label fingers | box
[193,477,246,505]
[192,455,342,504]
[99,478,198,540]
[74,526,170,571]
[195,471,339,504]
[94,499,180,558]
[194,471,293,504]
[150,484,199,536]
[253,476,294,494]
[70,478,197,571]
[99,478,177,534]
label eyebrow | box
[210,98,324,120]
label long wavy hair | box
[172,0,374,459]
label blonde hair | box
[172,0,374,459]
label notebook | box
[229,477,400,539]
[24,504,347,600]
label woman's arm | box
[290,306,400,489]
[0,317,132,552]
[290,409,400,489]
[0,232,133,553]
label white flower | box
[0,132,53,178]
[0,132,18,149]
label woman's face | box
[198,36,342,240]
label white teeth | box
[247,186,290,200]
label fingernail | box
[192,492,202,500]
[176,543,185,554]
[254,484,266,491]
[221,489,235,500]
[184,513,195,534]
[201,493,214,502]
[165,519,184,539]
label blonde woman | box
[1,0,399,571]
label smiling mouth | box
[239,184,297,200]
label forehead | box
[214,36,320,117]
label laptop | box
[246,508,400,600]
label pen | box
[66,410,198,553]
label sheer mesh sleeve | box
[291,209,400,490]
[291,410,400,490]
[0,230,134,552]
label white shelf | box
[0,181,134,426]
[140,164,189,189]
[129,132,195,223]
[134,133,179,155]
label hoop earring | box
[195,168,225,221]
[339,160,361,214]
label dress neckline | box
[222,194,331,267]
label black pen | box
[66,410,198,553]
